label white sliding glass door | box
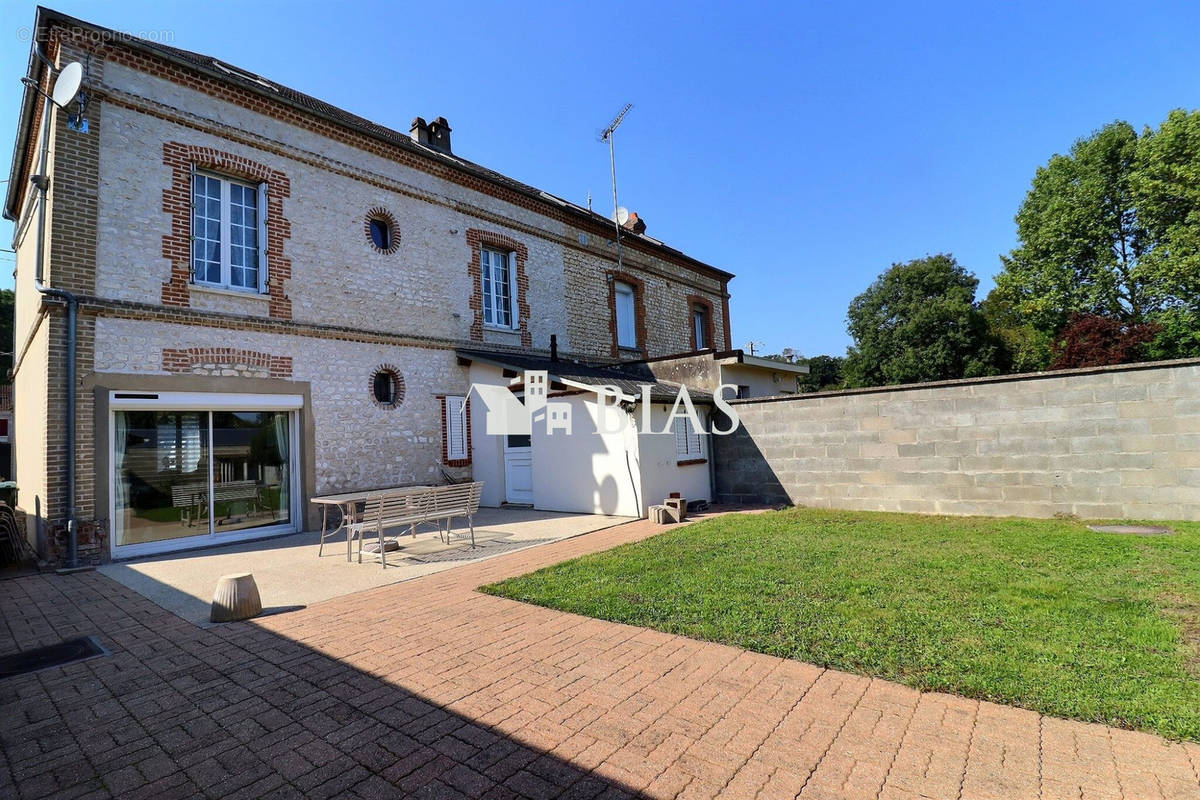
[110,392,301,558]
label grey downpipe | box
[30,52,79,569]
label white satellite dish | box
[614,206,630,225]
[51,62,83,108]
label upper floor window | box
[481,246,515,328]
[614,281,638,348]
[693,304,710,349]
[192,171,265,292]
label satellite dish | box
[51,62,83,108]
[614,206,630,225]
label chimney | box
[428,116,453,154]
[550,334,559,362]
[410,117,430,146]
[622,211,646,235]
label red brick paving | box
[2,510,1199,799]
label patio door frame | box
[108,391,303,559]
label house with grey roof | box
[4,7,801,564]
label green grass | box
[482,508,1200,740]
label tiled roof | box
[6,8,732,282]
[455,349,712,404]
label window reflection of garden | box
[114,410,290,547]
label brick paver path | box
[3,512,1199,799]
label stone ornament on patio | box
[210,572,263,622]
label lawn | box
[482,507,1200,740]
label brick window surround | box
[162,347,293,377]
[607,270,647,358]
[364,207,400,255]
[466,229,531,347]
[438,395,472,467]
[688,295,716,351]
[369,364,406,409]
[162,142,293,318]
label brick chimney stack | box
[428,117,453,154]
[621,211,646,235]
[410,117,430,146]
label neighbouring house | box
[4,8,801,564]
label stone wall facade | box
[716,360,1200,520]
[11,21,734,563]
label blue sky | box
[3,1,1199,357]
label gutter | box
[20,41,81,570]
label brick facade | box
[10,15,735,564]
[162,347,294,378]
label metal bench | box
[354,482,483,568]
[170,480,261,526]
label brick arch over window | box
[162,347,293,378]
[687,295,716,351]
[466,228,531,347]
[161,142,293,318]
[607,270,647,358]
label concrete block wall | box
[715,360,1200,520]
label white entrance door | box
[503,434,533,504]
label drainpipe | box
[29,45,80,569]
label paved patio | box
[98,507,632,626]
[2,510,1199,799]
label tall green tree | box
[845,255,1003,387]
[994,121,1146,334]
[992,111,1200,364]
[1133,109,1200,323]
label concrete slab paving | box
[98,506,631,626]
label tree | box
[1132,109,1200,327]
[1049,314,1161,370]
[996,121,1146,333]
[993,112,1200,362]
[844,254,1003,387]
[979,285,1053,373]
[797,355,846,392]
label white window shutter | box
[446,396,468,460]
[509,250,519,329]
[188,162,197,283]
[257,181,269,293]
[674,417,688,457]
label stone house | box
[5,9,799,564]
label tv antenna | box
[600,103,633,270]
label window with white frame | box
[673,416,704,460]
[192,171,267,292]
[444,395,469,461]
[480,247,515,328]
[614,281,637,348]
[693,304,710,349]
